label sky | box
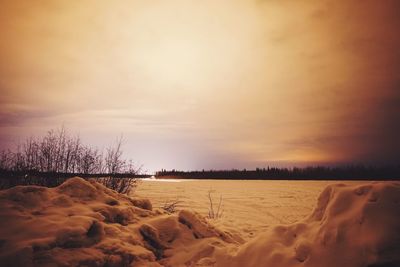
[0,0,399,172]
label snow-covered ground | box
[1,177,399,267]
[135,179,367,239]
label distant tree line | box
[0,127,146,192]
[156,165,400,180]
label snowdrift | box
[215,182,400,267]
[0,177,240,267]
[0,178,399,267]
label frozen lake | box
[135,179,367,239]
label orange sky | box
[1,0,399,171]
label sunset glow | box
[1,0,399,171]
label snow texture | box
[0,177,399,267]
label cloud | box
[0,0,399,169]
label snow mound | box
[216,182,400,267]
[0,177,237,267]
[0,178,399,267]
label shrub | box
[0,127,142,194]
[207,190,223,219]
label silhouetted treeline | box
[156,166,400,180]
[0,127,139,175]
[0,127,146,191]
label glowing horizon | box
[1,0,399,172]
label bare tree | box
[0,127,142,194]
[0,150,13,170]
[105,135,125,175]
[23,136,38,171]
